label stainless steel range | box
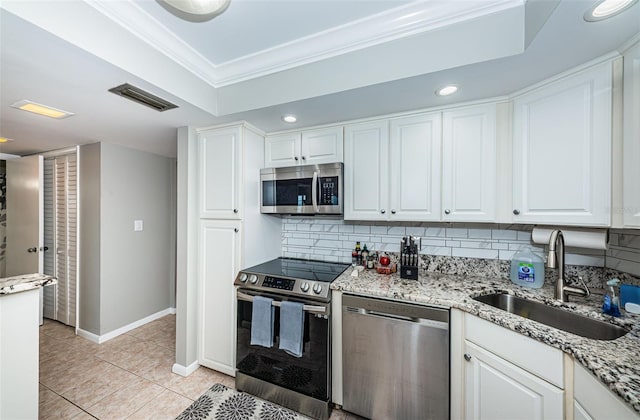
[234,257,350,420]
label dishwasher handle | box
[342,294,449,326]
[344,306,449,329]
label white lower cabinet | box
[464,340,564,420]
[460,313,564,420]
[573,362,639,419]
[198,220,241,376]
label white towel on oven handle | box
[279,301,304,357]
[250,296,274,348]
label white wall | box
[99,142,174,334]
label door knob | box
[464,353,472,361]
[27,247,38,253]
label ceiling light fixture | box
[584,0,638,21]
[282,115,297,123]
[436,85,459,96]
[10,100,74,119]
[157,0,231,22]
[0,137,14,143]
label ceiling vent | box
[108,83,178,112]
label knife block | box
[400,251,419,280]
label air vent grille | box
[108,83,178,112]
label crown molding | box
[85,0,219,87]
[87,0,523,88]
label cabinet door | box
[623,42,640,227]
[512,62,612,226]
[199,127,242,219]
[573,362,638,419]
[198,220,241,376]
[301,126,344,165]
[464,341,564,420]
[443,104,496,222]
[389,113,441,221]
[264,133,301,168]
[344,120,389,220]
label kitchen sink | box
[473,293,628,341]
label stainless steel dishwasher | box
[342,294,449,420]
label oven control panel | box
[234,272,331,301]
[262,276,295,291]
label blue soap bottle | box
[602,278,621,317]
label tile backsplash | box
[281,217,606,267]
[607,229,640,278]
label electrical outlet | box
[134,220,144,231]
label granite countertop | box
[0,273,57,295]
[331,268,640,413]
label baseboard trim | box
[77,307,175,344]
[172,360,200,377]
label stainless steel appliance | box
[234,257,350,420]
[342,295,450,419]
[260,163,343,215]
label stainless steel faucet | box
[547,230,590,302]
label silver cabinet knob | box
[302,156,306,160]
[234,228,239,233]
[233,209,238,214]
[464,354,472,362]
[381,209,386,214]
[294,156,299,161]
[444,209,451,215]
[513,209,520,215]
[391,209,396,214]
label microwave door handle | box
[312,171,319,212]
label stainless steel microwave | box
[260,163,343,215]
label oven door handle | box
[312,171,319,212]
[237,291,327,315]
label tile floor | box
[38,315,360,419]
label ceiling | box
[0,0,639,158]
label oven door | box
[236,288,331,401]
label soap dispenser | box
[603,278,621,317]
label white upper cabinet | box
[344,120,389,220]
[344,113,442,221]
[511,61,613,226]
[389,113,441,221]
[623,42,640,228]
[442,104,496,222]
[198,126,242,219]
[265,126,343,168]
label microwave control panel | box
[319,176,339,206]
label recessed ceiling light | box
[282,115,297,123]
[584,0,638,21]
[436,85,459,96]
[10,100,74,119]
[0,137,14,143]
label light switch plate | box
[134,220,144,231]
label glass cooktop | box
[243,257,350,283]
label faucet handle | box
[577,276,590,297]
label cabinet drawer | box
[465,313,564,388]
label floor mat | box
[175,383,311,420]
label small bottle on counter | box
[361,244,369,268]
[351,250,359,267]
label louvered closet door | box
[43,159,57,320]
[43,153,78,327]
